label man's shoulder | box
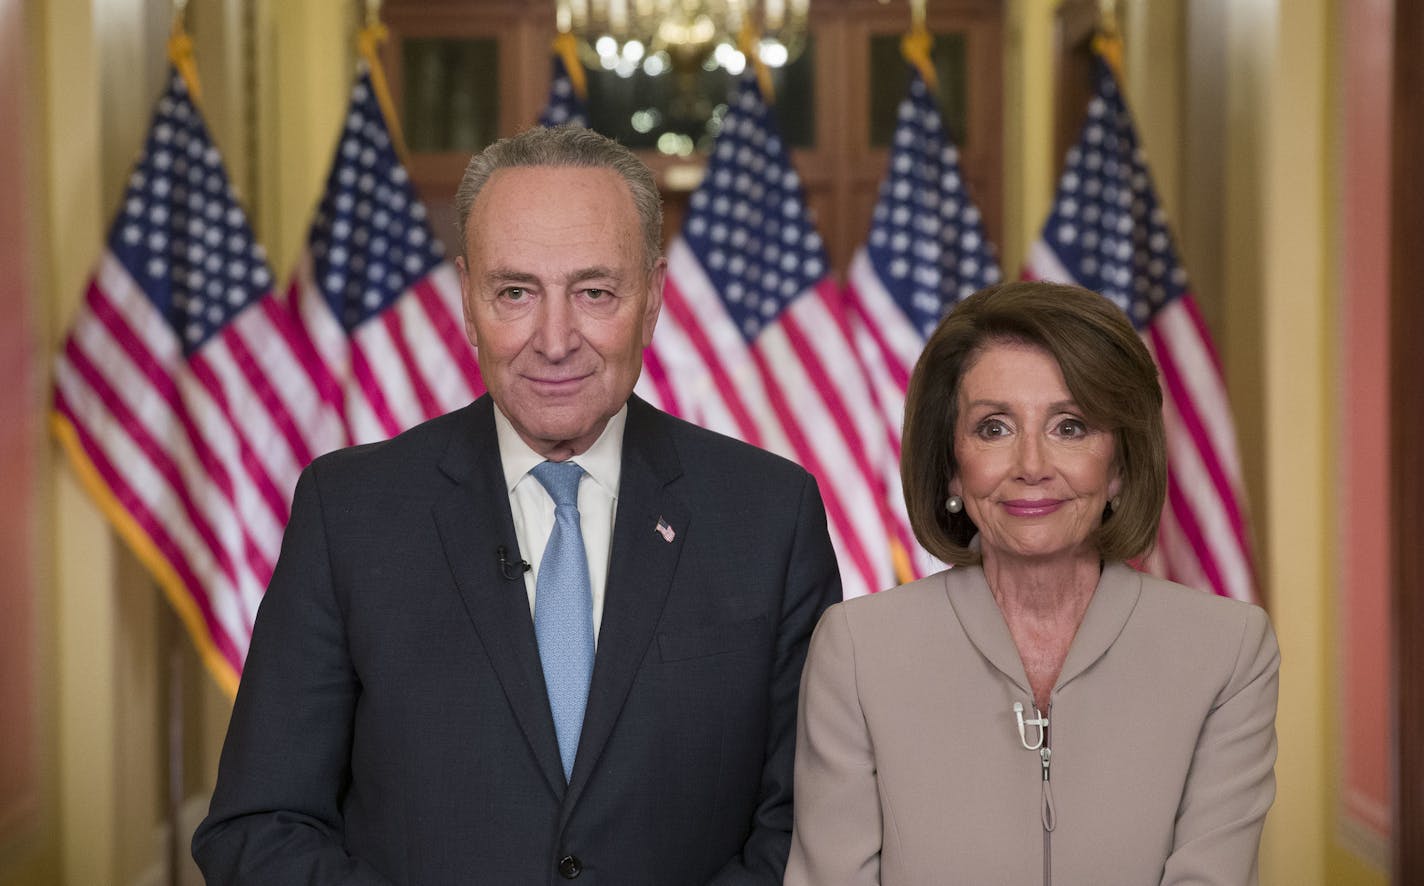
[305,400,484,485]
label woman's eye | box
[1057,418,1088,438]
[976,418,1009,438]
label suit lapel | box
[944,561,1144,698]
[433,397,566,797]
[944,566,1033,695]
[563,398,687,816]
[1056,561,1141,690]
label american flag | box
[845,67,1002,580]
[50,69,337,693]
[539,44,588,128]
[1024,58,1257,602]
[636,76,897,600]
[286,67,483,446]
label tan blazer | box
[785,563,1278,886]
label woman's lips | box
[1000,498,1064,517]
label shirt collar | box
[494,403,627,499]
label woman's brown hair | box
[901,280,1167,565]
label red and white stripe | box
[843,248,949,579]
[641,239,898,599]
[54,253,342,672]
[1025,242,1257,603]
[287,257,483,445]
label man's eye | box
[499,288,529,301]
[583,288,610,300]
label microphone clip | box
[1013,701,1049,750]
[497,545,531,581]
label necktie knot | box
[531,460,584,508]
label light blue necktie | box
[530,460,595,782]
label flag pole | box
[738,22,776,104]
[356,0,411,164]
[163,14,197,885]
[883,0,936,586]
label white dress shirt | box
[495,404,625,646]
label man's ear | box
[641,257,667,347]
[455,255,479,349]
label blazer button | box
[557,855,582,879]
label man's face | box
[457,165,665,460]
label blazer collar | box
[944,561,1142,698]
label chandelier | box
[558,0,810,78]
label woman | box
[785,281,1278,886]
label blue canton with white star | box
[108,68,274,356]
[1043,59,1190,330]
[683,76,828,343]
[866,68,1001,339]
[539,55,588,128]
[308,69,445,333]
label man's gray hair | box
[454,126,664,270]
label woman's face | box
[949,341,1121,565]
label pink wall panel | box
[0,0,40,842]
[1339,0,1393,840]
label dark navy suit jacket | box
[192,394,842,885]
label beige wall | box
[4,0,1394,883]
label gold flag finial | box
[900,23,936,94]
[356,4,411,163]
[167,0,203,102]
[738,22,776,105]
[1092,0,1125,81]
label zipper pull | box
[1040,746,1052,781]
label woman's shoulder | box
[1120,565,1276,654]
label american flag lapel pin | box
[655,517,676,543]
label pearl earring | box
[1110,495,1122,512]
[945,495,963,514]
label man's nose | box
[532,293,580,360]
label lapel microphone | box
[496,546,531,581]
[1013,701,1049,750]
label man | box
[193,126,841,884]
